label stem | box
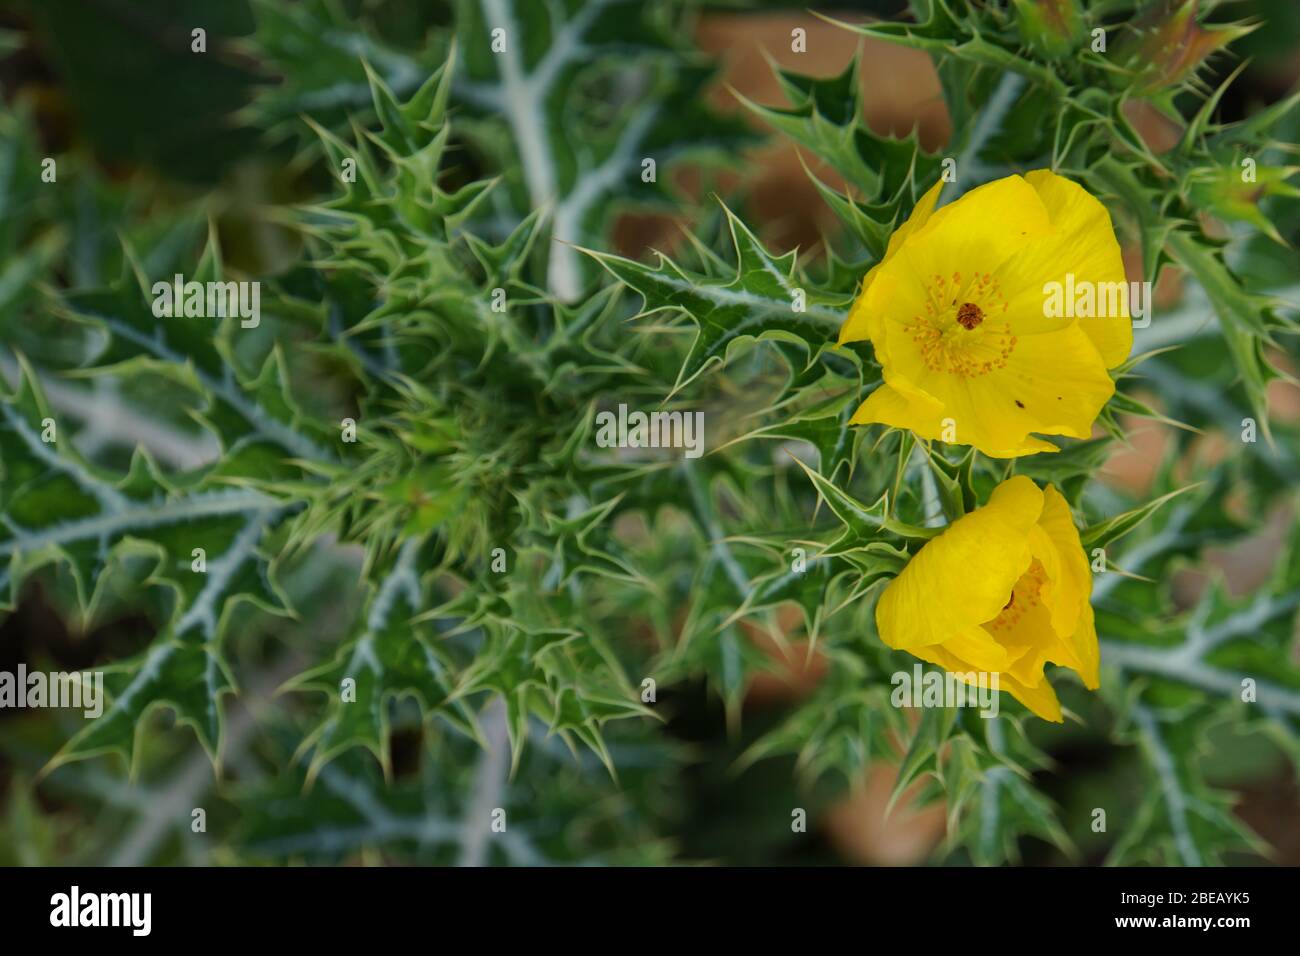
[941,73,1026,206]
[457,698,511,867]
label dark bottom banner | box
[0,865,1283,941]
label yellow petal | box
[876,476,1044,650]
[849,182,1114,457]
[1028,524,1063,607]
[1037,484,1100,688]
[1064,603,1101,691]
[872,477,1100,723]
[1008,170,1134,368]
[910,639,1010,681]
[891,178,946,250]
[980,323,1116,443]
[850,380,1063,456]
[864,323,1111,457]
[838,179,945,345]
[848,381,944,431]
[945,625,1015,672]
[908,174,1053,274]
[841,174,1050,349]
[982,562,1059,688]
[838,286,877,347]
[999,670,1064,722]
[915,632,1063,722]
[842,169,1128,459]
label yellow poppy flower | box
[875,475,1099,721]
[839,170,1133,458]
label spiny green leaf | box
[584,205,850,391]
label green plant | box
[1,0,1297,866]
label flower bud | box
[1117,0,1255,93]
[1012,0,1085,61]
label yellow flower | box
[875,475,1099,722]
[839,170,1132,458]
